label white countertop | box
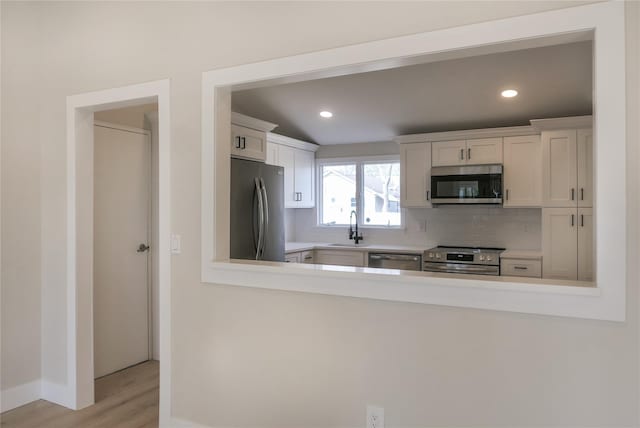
[500,250,543,260]
[285,242,428,254]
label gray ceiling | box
[231,41,592,145]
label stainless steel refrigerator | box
[230,158,285,262]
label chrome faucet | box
[349,210,363,244]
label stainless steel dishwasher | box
[368,252,422,271]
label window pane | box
[363,162,401,226]
[321,164,356,225]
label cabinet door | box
[577,129,593,208]
[503,135,541,207]
[577,207,594,281]
[542,208,578,280]
[278,145,297,208]
[231,124,267,161]
[431,140,466,166]
[265,142,278,166]
[314,250,365,267]
[466,137,503,165]
[542,130,577,207]
[400,142,432,207]
[294,149,315,208]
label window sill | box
[202,259,614,321]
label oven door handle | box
[423,262,499,275]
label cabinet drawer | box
[501,258,542,278]
[300,250,314,264]
[314,250,365,267]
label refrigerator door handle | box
[260,178,269,259]
[254,178,265,260]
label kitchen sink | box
[327,243,369,248]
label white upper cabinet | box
[294,149,315,208]
[431,140,466,166]
[542,130,578,207]
[230,113,278,162]
[400,142,432,207]
[542,207,578,280]
[277,144,296,207]
[503,135,541,207]
[431,138,502,166]
[466,137,503,165]
[577,129,593,208]
[231,124,267,161]
[266,133,318,209]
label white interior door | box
[94,124,151,378]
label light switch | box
[171,234,181,254]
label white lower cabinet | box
[542,207,593,281]
[284,252,300,263]
[314,250,365,267]
[577,208,593,281]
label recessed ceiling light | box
[501,89,518,98]
[319,111,333,118]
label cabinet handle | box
[299,192,303,201]
[460,148,464,160]
[468,148,471,160]
[304,256,313,260]
[506,189,509,201]
[571,188,575,201]
[581,188,584,201]
[581,214,584,227]
[235,136,241,149]
[571,214,575,227]
[426,190,430,201]
[241,137,246,150]
[514,266,528,270]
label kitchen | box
[228,40,594,285]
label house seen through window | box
[320,160,401,227]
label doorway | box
[92,104,159,386]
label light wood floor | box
[1,360,159,428]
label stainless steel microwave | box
[430,164,503,205]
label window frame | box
[201,2,627,322]
[317,155,403,229]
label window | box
[319,158,401,227]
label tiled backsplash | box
[290,206,541,250]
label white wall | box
[2,1,639,427]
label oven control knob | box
[486,256,493,262]
[436,253,441,259]
[479,255,485,261]
[428,252,434,258]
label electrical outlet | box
[367,405,384,428]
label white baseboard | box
[41,379,72,409]
[168,417,213,428]
[1,380,41,412]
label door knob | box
[137,243,150,252]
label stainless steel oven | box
[423,246,504,276]
[430,164,503,205]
